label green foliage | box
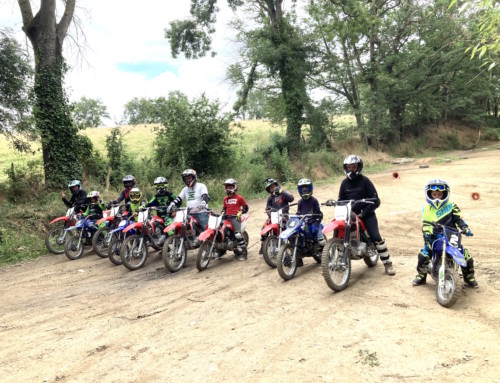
[71,97,110,129]
[357,349,380,367]
[154,91,235,175]
[0,29,35,151]
[4,160,44,202]
[123,97,168,125]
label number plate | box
[270,212,279,224]
[335,206,348,220]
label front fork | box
[292,235,299,262]
[438,238,446,288]
[342,224,351,265]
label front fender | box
[280,227,299,239]
[199,228,215,242]
[322,220,345,239]
[260,223,279,236]
[50,216,69,225]
[164,221,182,234]
[446,245,467,267]
[124,222,143,233]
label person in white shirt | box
[169,169,210,235]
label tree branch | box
[58,0,76,42]
[17,0,34,30]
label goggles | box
[428,184,446,191]
[155,183,166,189]
[130,193,141,199]
[300,186,311,193]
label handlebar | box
[322,198,377,207]
[423,220,471,236]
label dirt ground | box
[1,148,499,383]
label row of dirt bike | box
[45,197,468,307]
[44,204,250,273]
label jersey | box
[422,201,466,235]
[297,196,323,223]
[223,194,248,216]
[266,190,294,213]
[338,175,380,216]
[177,183,209,209]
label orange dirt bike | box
[119,207,168,271]
[320,198,379,292]
[161,206,206,273]
[195,211,249,271]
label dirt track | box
[1,148,499,383]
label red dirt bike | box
[120,207,166,271]
[320,198,379,292]
[161,207,206,273]
[45,207,79,254]
[92,205,121,258]
[195,211,249,271]
[260,203,297,268]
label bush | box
[4,160,44,202]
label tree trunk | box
[18,0,80,187]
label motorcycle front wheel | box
[262,234,279,268]
[64,235,85,260]
[92,227,113,258]
[45,226,71,254]
[162,235,187,273]
[196,241,213,271]
[276,243,297,281]
[321,238,351,292]
[121,235,148,271]
[108,237,124,265]
[436,264,462,308]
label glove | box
[199,201,207,210]
[462,226,473,236]
[106,202,112,209]
[236,211,242,222]
[167,202,176,213]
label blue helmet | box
[425,179,450,209]
[297,178,313,200]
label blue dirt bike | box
[64,215,99,260]
[107,215,136,265]
[276,213,324,281]
[423,220,470,308]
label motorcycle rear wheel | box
[321,238,351,292]
[363,243,379,267]
[121,235,148,271]
[92,227,113,258]
[108,237,124,265]
[64,236,85,260]
[162,235,187,273]
[262,234,278,268]
[436,265,462,308]
[277,243,297,281]
[196,241,213,271]
[45,226,71,254]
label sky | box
[0,0,240,125]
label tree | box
[123,97,164,125]
[165,0,310,154]
[71,97,110,129]
[18,0,81,187]
[0,28,34,152]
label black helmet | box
[263,178,279,195]
[297,178,313,200]
[223,178,238,195]
[343,155,363,179]
[122,175,136,189]
[154,176,168,194]
[182,169,197,187]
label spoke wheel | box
[162,235,187,273]
[276,243,297,281]
[92,227,113,258]
[108,237,124,265]
[45,226,71,254]
[436,264,462,308]
[196,241,213,271]
[321,238,351,292]
[262,235,279,268]
[121,235,148,271]
[64,235,84,260]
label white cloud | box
[1,0,239,125]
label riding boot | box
[461,258,479,288]
[377,240,395,275]
[235,232,248,261]
[413,252,429,286]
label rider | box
[169,169,210,240]
[82,191,106,221]
[413,179,478,287]
[338,155,395,276]
[108,175,136,207]
[297,178,326,267]
[259,178,294,254]
[62,180,87,213]
[145,177,176,244]
[123,187,144,222]
[219,178,249,261]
